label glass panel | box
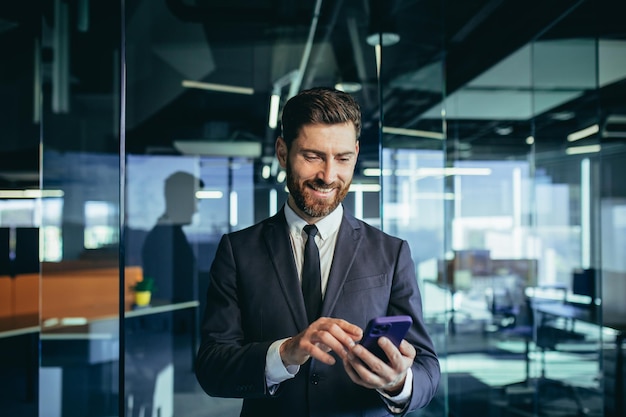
[384,1,618,416]
[376,1,447,416]
[427,0,623,416]
[123,154,252,416]
[529,1,623,415]
[597,5,626,410]
[0,2,41,415]
[123,1,252,413]
[39,1,122,416]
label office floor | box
[445,317,608,416]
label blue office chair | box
[488,287,534,382]
[489,289,591,416]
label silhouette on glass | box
[141,171,203,304]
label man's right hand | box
[280,317,363,367]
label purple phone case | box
[360,315,413,362]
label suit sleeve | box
[389,240,441,412]
[195,234,272,398]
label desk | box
[41,299,200,365]
[0,313,39,339]
[533,301,626,417]
[533,302,600,334]
[0,300,199,412]
[39,300,199,417]
[1,300,199,367]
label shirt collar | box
[284,202,343,241]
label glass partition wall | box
[374,2,448,416]
[1,1,625,416]
[0,2,41,416]
[0,1,123,416]
[39,1,123,417]
[377,1,625,417]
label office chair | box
[489,289,590,416]
[488,287,534,382]
[532,314,589,416]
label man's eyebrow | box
[300,149,356,157]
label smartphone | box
[359,315,413,362]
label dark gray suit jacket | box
[196,208,440,417]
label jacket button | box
[310,373,319,385]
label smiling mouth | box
[308,184,336,197]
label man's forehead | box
[296,123,357,140]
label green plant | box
[131,277,155,292]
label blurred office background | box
[1,0,625,416]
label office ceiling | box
[0,0,625,189]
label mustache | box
[306,178,340,189]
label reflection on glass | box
[141,171,202,304]
[124,154,254,416]
[38,0,122,413]
[84,201,119,250]
[0,0,41,414]
[42,198,64,262]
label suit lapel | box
[321,214,362,317]
[263,209,309,330]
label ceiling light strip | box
[181,80,254,95]
[362,167,491,177]
[195,191,223,199]
[0,190,64,199]
[382,126,445,140]
[567,124,599,142]
[268,94,280,128]
[349,184,381,192]
[565,145,601,155]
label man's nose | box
[317,161,338,184]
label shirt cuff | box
[265,338,300,393]
[377,367,413,413]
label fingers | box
[310,318,363,363]
[343,347,380,389]
[398,339,416,360]
[325,318,363,342]
[320,319,362,350]
[280,318,364,367]
[344,337,412,391]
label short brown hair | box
[280,87,361,148]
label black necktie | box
[302,225,321,324]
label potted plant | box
[131,277,155,307]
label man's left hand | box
[343,338,415,395]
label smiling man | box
[195,87,440,417]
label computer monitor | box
[572,268,596,302]
[454,249,491,277]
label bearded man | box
[195,87,440,417]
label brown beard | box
[286,161,351,218]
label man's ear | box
[276,137,288,168]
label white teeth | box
[313,188,333,193]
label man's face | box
[276,122,359,222]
